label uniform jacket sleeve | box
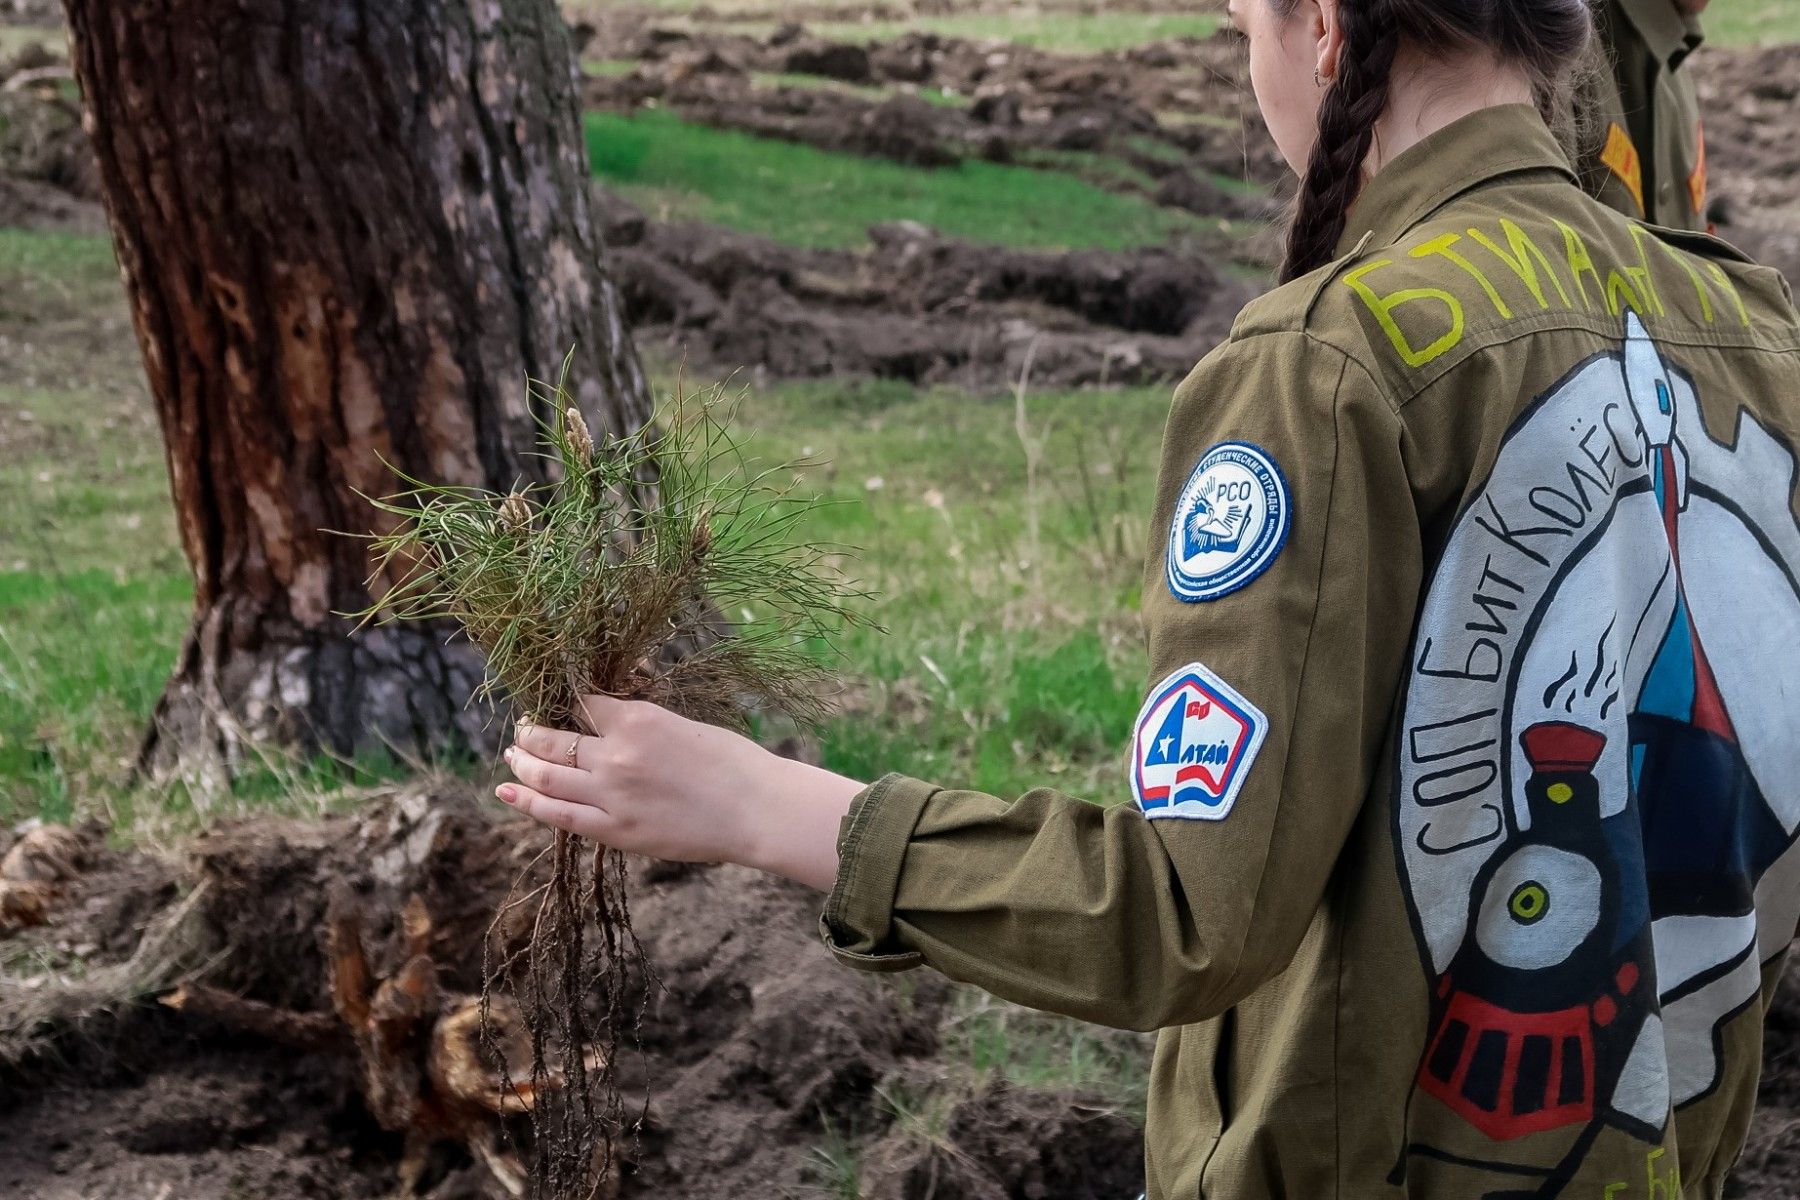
[820,330,1423,1031]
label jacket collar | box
[1615,0,1705,69]
[1336,104,1578,255]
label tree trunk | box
[61,0,652,781]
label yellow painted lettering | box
[1646,1146,1673,1200]
[1468,220,1571,310]
[1626,226,1668,316]
[1658,242,1716,322]
[1605,269,1648,318]
[1601,1145,1680,1200]
[1341,259,1465,367]
[1557,221,1604,311]
[1708,262,1753,326]
[1412,232,1513,318]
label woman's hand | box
[498,694,865,892]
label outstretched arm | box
[501,331,1418,1031]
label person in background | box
[1586,0,1710,229]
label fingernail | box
[503,747,515,763]
[496,785,517,805]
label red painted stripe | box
[1660,445,1737,743]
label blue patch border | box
[1164,441,1291,603]
[1129,661,1268,821]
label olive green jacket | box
[1585,0,1708,230]
[823,106,1800,1199]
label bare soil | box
[598,187,1255,389]
[0,39,107,235]
[1692,43,1800,285]
[0,790,1146,1199]
[582,23,1278,388]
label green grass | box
[746,71,970,108]
[0,226,116,285]
[804,1118,864,1199]
[751,69,888,98]
[0,571,188,824]
[908,85,972,110]
[714,374,1162,801]
[941,988,1151,1119]
[585,108,1209,250]
[1704,0,1800,46]
[593,0,874,12]
[0,207,1167,1134]
[1015,146,1159,194]
[0,230,187,829]
[601,0,1782,51]
[0,230,449,834]
[582,59,639,78]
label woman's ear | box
[1314,0,1343,84]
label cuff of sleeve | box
[818,772,940,973]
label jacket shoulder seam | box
[1217,326,1405,420]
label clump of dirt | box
[180,791,531,1010]
[1693,43,1800,285]
[0,1016,390,1200]
[0,38,108,234]
[0,1,61,25]
[599,190,1255,389]
[0,790,1148,1199]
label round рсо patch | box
[1164,441,1290,602]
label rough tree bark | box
[61,0,652,779]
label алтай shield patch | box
[1130,662,1267,821]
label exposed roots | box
[478,825,645,1199]
[157,888,607,1198]
[0,882,212,1066]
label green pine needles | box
[365,380,856,737]
[358,374,861,1199]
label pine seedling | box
[357,375,861,1199]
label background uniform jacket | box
[822,106,1800,1199]
[1585,0,1708,230]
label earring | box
[1314,68,1324,87]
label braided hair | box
[1273,0,1594,284]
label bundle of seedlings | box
[360,377,859,1199]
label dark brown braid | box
[1271,0,1594,285]
[1279,0,1402,283]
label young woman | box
[499,1,1800,1195]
